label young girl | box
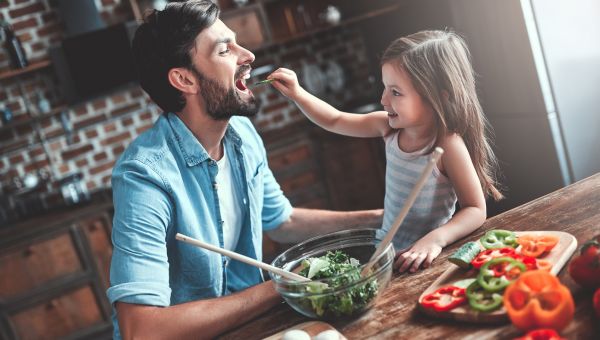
[267,30,503,273]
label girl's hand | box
[394,234,443,273]
[267,68,302,100]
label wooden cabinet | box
[0,204,114,340]
[263,121,385,211]
[261,121,386,261]
[315,129,386,211]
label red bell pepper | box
[568,234,600,288]
[421,285,466,312]
[471,247,516,269]
[510,254,538,271]
[513,328,566,340]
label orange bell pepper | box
[504,270,574,331]
[517,235,559,258]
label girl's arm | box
[429,134,487,246]
[396,134,487,273]
[268,68,391,138]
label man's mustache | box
[235,64,251,79]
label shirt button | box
[213,183,218,190]
[243,198,247,204]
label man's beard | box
[191,65,260,121]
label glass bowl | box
[269,228,395,320]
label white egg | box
[313,330,341,340]
[281,329,311,340]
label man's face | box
[190,20,259,120]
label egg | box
[281,329,311,340]
[313,330,341,340]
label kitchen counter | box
[220,173,600,339]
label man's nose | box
[238,45,255,65]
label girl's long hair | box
[382,30,503,200]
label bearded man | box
[108,1,382,339]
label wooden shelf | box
[0,60,52,81]
[255,3,403,51]
[0,105,68,134]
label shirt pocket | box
[246,162,264,229]
[247,162,264,199]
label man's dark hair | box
[132,0,220,112]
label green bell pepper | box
[466,280,504,312]
[480,229,518,249]
[477,257,526,292]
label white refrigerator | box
[439,0,600,214]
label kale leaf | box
[295,250,378,318]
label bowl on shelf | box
[269,228,394,320]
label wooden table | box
[220,173,600,339]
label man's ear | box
[168,68,198,95]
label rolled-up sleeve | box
[107,159,172,307]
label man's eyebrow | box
[213,33,237,47]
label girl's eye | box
[392,89,402,96]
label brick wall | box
[0,0,376,219]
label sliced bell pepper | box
[535,259,552,272]
[517,235,559,258]
[480,229,518,249]
[466,280,503,312]
[421,285,466,312]
[504,270,574,331]
[510,253,551,272]
[471,247,516,269]
[513,328,566,340]
[478,257,526,292]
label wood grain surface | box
[417,231,577,323]
[219,173,600,340]
[263,321,346,340]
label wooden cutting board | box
[417,230,577,323]
[262,321,347,340]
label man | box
[108,1,382,339]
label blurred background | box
[0,0,598,339]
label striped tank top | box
[379,130,457,251]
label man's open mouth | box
[235,68,251,92]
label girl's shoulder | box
[438,132,467,153]
[437,133,469,175]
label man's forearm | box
[117,281,281,340]
[267,207,383,244]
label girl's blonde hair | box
[382,30,503,200]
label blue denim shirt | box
[107,112,292,338]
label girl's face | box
[380,62,436,130]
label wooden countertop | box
[220,173,600,339]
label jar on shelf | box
[1,20,28,69]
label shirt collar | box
[166,112,243,167]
